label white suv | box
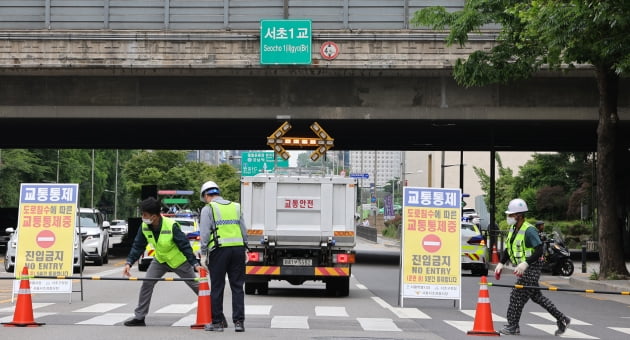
[77,208,110,266]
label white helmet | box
[200,181,220,202]
[505,198,528,214]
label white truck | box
[241,173,357,297]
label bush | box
[383,215,402,239]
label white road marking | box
[530,311,590,325]
[246,304,272,315]
[0,302,53,313]
[357,317,401,332]
[73,303,126,313]
[461,309,507,322]
[444,320,476,333]
[355,283,368,289]
[172,314,197,327]
[608,327,630,335]
[76,312,132,325]
[315,306,348,317]
[531,323,598,339]
[155,302,196,313]
[0,312,55,323]
[370,296,431,319]
[271,315,309,329]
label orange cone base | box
[467,330,500,336]
[190,323,206,330]
[3,321,45,327]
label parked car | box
[461,220,489,276]
[4,226,83,273]
[77,208,110,266]
[138,216,200,271]
[109,219,128,235]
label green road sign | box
[242,151,289,176]
[162,198,190,204]
[260,19,312,65]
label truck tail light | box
[334,253,355,264]
[247,251,262,263]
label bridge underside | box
[0,74,628,152]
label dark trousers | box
[506,260,565,326]
[208,246,246,324]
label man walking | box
[198,181,248,332]
[122,197,200,326]
[494,198,570,336]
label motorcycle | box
[541,230,574,276]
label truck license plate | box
[282,258,313,266]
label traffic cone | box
[467,276,499,336]
[190,267,212,329]
[491,245,499,264]
[2,266,45,327]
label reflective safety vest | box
[142,217,186,268]
[506,221,535,265]
[208,201,244,249]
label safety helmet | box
[199,181,220,202]
[505,198,528,214]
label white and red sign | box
[422,234,442,253]
[320,41,339,60]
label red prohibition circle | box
[422,234,442,253]
[36,229,56,248]
[320,41,339,60]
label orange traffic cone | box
[2,266,45,327]
[491,245,499,264]
[467,276,499,336]
[190,267,212,329]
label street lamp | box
[440,151,465,191]
[104,190,117,221]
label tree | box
[413,1,630,278]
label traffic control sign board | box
[260,19,312,65]
[350,173,369,179]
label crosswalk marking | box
[271,315,309,329]
[370,296,431,319]
[357,317,401,332]
[444,320,475,333]
[0,312,55,323]
[315,306,347,317]
[461,309,506,322]
[530,312,590,325]
[74,303,125,313]
[0,302,53,312]
[171,314,197,327]
[155,302,196,314]
[246,304,272,315]
[609,327,630,335]
[76,313,132,325]
[530,323,599,339]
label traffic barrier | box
[190,267,212,329]
[2,266,45,327]
[491,245,499,264]
[0,275,199,281]
[467,275,499,336]
[488,282,630,295]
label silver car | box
[77,208,110,266]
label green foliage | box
[383,215,402,239]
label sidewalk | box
[355,236,630,294]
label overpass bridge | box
[0,0,628,151]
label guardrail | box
[356,224,377,242]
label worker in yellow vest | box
[122,197,201,327]
[198,181,248,333]
[494,198,570,336]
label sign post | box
[260,19,312,65]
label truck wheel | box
[337,277,350,297]
[257,282,269,295]
[245,282,256,295]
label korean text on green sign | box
[260,19,312,65]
